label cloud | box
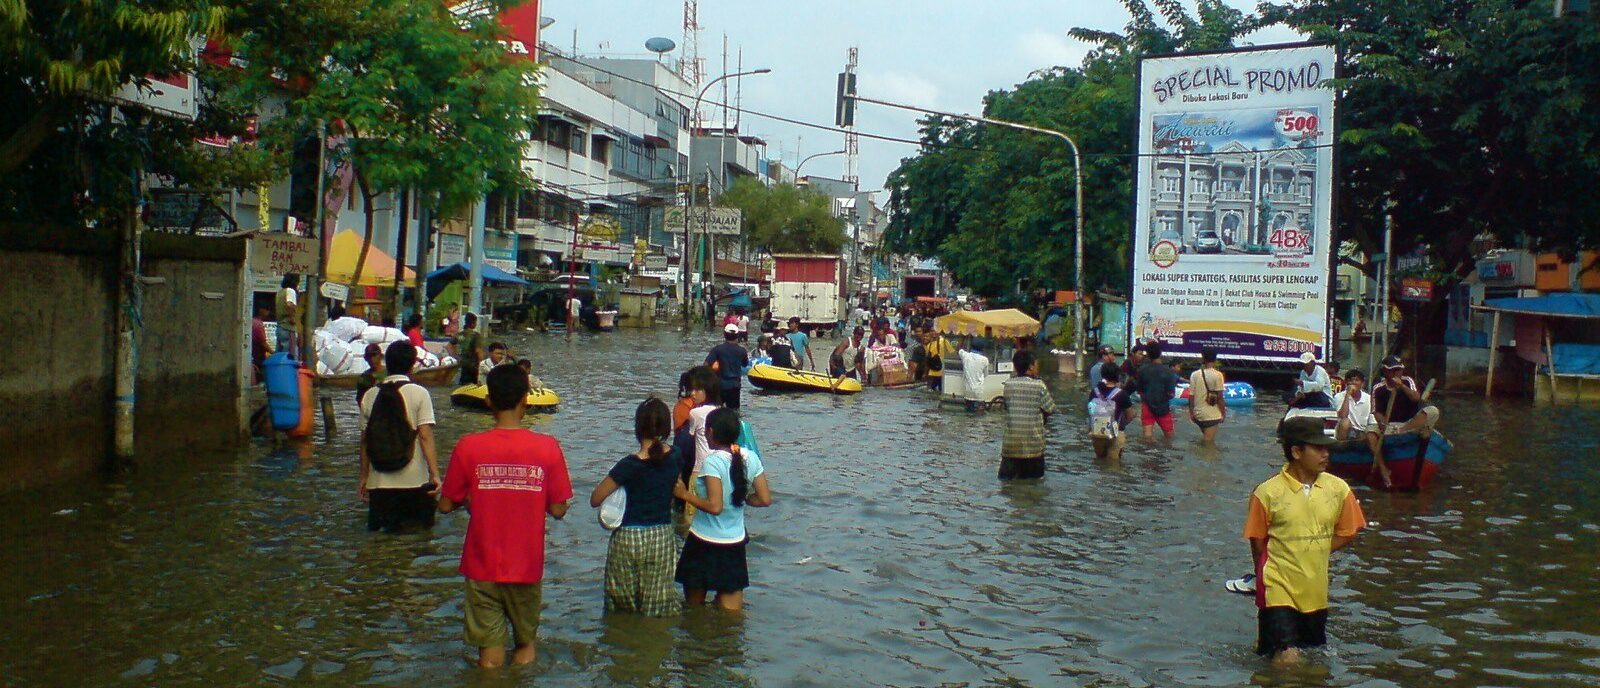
[1018,31,1090,70]
[863,70,942,109]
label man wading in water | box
[1244,416,1367,665]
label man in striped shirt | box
[999,350,1057,480]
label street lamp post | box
[848,93,1086,368]
[682,67,771,325]
[795,149,847,179]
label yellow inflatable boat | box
[746,364,862,395]
[450,384,561,412]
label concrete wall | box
[0,226,246,490]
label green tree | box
[1259,0,1600,351]
[884,0,1258,297]
[212,0,539,283]
[1,0,228,222]
[716,179,848,254]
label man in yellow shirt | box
[1244,416,1366,664]
[923,328,953,392]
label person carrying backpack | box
[360,341,442,532]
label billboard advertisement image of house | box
[1130,43,1337,363]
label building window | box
[591,136,609,164]
[1162,176,1179,192]
[569,127,586,157]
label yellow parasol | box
[932,308,1041,339]
[323,229,414,287]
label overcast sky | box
[541,1,1296,191]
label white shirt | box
[479,357,506,377]
[359,374,436,489]
[1298,365,1332,396]
[567,297,582,318]
[736,314,750,333]
[959,350,989,401]
[689,404,719,475]
[1333,389,1376,432]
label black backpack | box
[365,381,417,472]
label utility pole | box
[302,122,329,365]
[113,121,146,470]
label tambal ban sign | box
[1399,277,1435,302]
[249,234,320,277]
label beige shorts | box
[1384,405,1440,434]
[464,579,543,648]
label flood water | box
[2,329,1598,687]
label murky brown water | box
[2,329,1597,687]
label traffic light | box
[835,72,856,127]
[1555,0,1590,16]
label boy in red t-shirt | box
[439,365,572,668]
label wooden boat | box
[450,384,561,412]
[747,363,862,394]
[1282,408,1451,491]
[318,363,458,389]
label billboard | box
[664,207,743,236]
[1131,44,1337,363]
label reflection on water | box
[1,329,1598,687]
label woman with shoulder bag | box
[1188,348,1226,443]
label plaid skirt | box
[604,524,682,616]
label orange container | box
[1580,251,1600,291]
[287,367,316,438]
[1535,253,1570,292]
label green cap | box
[1278,416,1336,446]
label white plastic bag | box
[598,487,627,531]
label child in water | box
[589,398,683,616]
[673,407,773,611]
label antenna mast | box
[679,0,704,93]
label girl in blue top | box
[673,407,773,611]
[591,398,682,616]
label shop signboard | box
[438,234,467,266]
[1399,277,1435,302]
[319,282,351,302]
[643,255,669,271]
[249,233,319,276]
[664,206,742,236]
[484,246,517,272]
[1130,43,1338,362]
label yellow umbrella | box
[323,229,414,287]
[932,308,1041,339]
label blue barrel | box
[263,352,303,430]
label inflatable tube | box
[746,363,862,395]
[1171,381,1256,407]
[450,384,560,412]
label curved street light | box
[795,149,847,179]
[682,67,772,322]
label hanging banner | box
[1130,43,1337,363]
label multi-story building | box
[1148,142,1317,254]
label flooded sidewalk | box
[2,329,1597,686]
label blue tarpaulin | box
[424,262,530,299]
[1482,293,1600,319]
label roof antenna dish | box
[645,36,676,63]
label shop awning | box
[933,308,1040,338]
[592,129,622,142]
[423,262,531,300]
[324,229,414,287]
[1476,293,1600,319]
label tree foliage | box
[884,1,1257,297]
[1,0,540,235]
[716,178,848,254]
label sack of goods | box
[316,333,355,374]
[360,326,408,346]
[417,349,441,368]
[323,316,368,343]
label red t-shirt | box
[442,428,573,584]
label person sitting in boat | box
[1373,355,1441,437]
[745,334,774,374]
[769,324,796,369]
[479,342,511,379]
[1333,369,1390,489]
[1290,352,1335,408]
[830,327,866,380]
[516,359,544,390]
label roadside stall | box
[1474,293,1600,404]
[932,308,1040,407]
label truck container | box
[770,254,845,326]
